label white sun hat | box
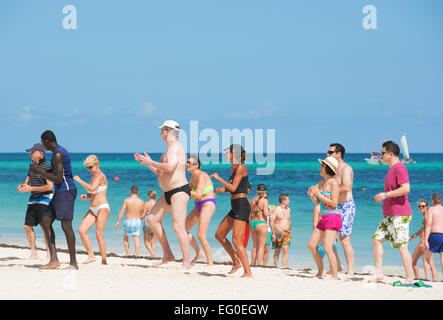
[159,120,180,131]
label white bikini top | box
[91,185,107,194]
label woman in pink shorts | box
[307,156,342,280]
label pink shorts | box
[316,214,342,232]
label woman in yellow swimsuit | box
[185,154,216,265]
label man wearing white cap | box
[134,120,191,268]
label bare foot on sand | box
[191,251,205,264]
[82,256,97,264]
[39,262,60,270]
[228,264,242,274]
[101,260,107,265]
[29,253,39,260]
[240,273,253,278]
[154,255,175,266]
[367,276,384,283]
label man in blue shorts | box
[30,130,78,270]
[424,193,443,281]
[328,143,356,276]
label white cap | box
[317,156,339,174]
[159,120,180,131]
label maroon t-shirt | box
[382,162,412,216]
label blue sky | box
[0,0,442,153]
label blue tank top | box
[52,146,77,192]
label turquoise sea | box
[1,153,442,272]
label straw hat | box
[317,156,338,174]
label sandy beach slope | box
[0,245,442,300]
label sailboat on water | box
[400,133,416,164]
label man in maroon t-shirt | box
[370,141,414,285]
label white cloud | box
[19,106,36,123]
[138,101,156,117]
[226,100,278,120]
[67,107,80,118]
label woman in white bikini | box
[74,155,110,265]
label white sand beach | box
[0,245,442,300]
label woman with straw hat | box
[307,156,342,280]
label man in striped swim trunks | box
[328,143,356,276]
[17,143,52,260]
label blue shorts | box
[45,189,77,221]
[338,200,356,237]
[428,233,443,253]
[124,219,141,236]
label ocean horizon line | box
[1,152,443,155]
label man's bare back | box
[124,196,145,220]
[429,204,443,233]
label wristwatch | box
[384,192,390,198]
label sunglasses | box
[327,150,337,155]
[381,151,390,156]
[187,161,197,165]
[418,205,427,209]
[86,166,94,170]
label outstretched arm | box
[211,165,246,193]
[73,174,103,193]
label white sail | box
[400,134,410,160]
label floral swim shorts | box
[372,215,411,248]
[338,200,356,237]
[272,231,291,249]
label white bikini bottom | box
[90,203,110,216]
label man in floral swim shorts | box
[328,143,356,276]
[271,194,292,268]
[372,141,414,285]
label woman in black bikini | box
[211,144,252,278]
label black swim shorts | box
[227,197,251,222]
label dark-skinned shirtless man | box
[30,130,78,270]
